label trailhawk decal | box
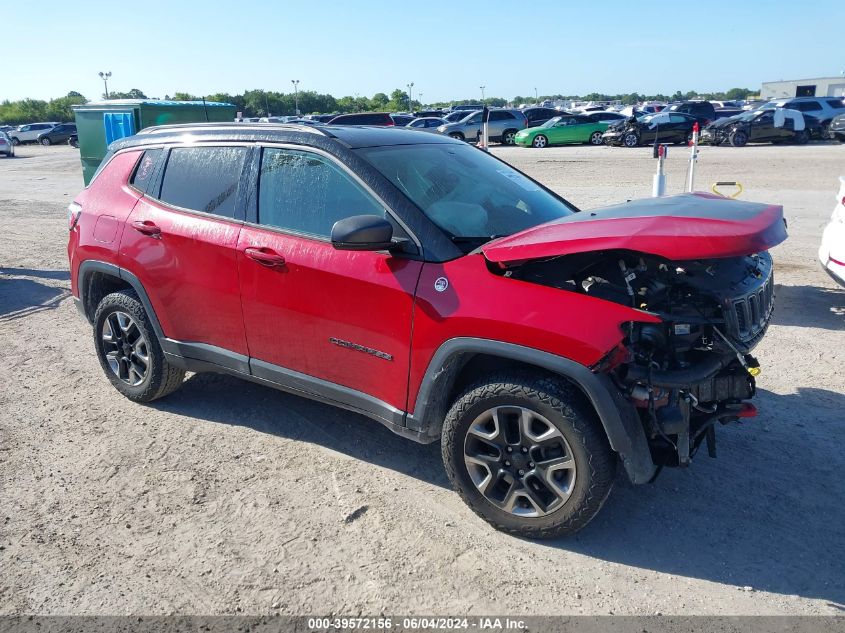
[329,337,393,361]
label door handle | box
[244,247,286,267]
[132,220,161,238]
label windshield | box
[540,116,562,128]
[358,143,576,249]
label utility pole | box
[264,92,271,117]
[418,93,423,107]
[480,85,486,101]
[291,79,300,115]
[407,82,414,112]
[98,71,112,99]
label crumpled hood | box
[707,114,744,129]
[482,192,787,264]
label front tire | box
[532,134,548,148]
[622,132,639,147]
[93,290,185,403]
[441,371,617,538]
[40,138,51,146]
[729,130,748,147]
[794,129,809,145]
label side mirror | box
[331,215,395,251]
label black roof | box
[114,122,458,151]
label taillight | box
[67,202,82,231]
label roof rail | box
[136,122,332,137]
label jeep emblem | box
[434,277,449,292]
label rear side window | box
[826,99,845,109]
[796,101,821,112]
[258,148,384,238]
[489,111,515,121]
[129,149,162,191]
[158,146,247,218]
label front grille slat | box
[726,259,775,349]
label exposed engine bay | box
[505,249,775,471]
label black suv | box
[37,123,77,146]
[522,107,565,128]
[327,112,395,126]
[666,101,716,126]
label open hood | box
[482,193,787,264]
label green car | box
[514,115,609,148]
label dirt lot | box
[1,142,843,616]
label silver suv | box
[436,109,528,145]
[760,97,845,137]
[9,122,59,145]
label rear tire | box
[40,138,51,146]
[10,137,19,146]
[501,129,518,145]
[448,132,465,141]
[589,131,604,145]
[794,129,809,145]
[93,290,185,403]
[729,130,748,147]
[441,371,617,538]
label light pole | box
[264,92,271,117]
[418,93,423,108]
[407,82,414,113]
[98,71,112,99]
[291,79,300,115]
[480,85,486,101]
[534,87,538,101]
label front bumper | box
[698,129,726,145]
[602,131,624,145]
[819,219,845,286]
[514,135,532,147]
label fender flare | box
[76,260,166,341]
[406,337,657,484]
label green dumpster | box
[72,99,236,184]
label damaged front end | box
[508,249,775,471]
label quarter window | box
[258,148,385,238]
[130,149,162,191]
[158,146,247,218]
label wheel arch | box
[77,261,166,342]
[406,337,656,484]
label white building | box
[761,76,845,99]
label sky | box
[3,0,844,103]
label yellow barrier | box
[711,181,744,199]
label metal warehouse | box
[761,76,845,99]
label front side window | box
[158,146,247,218]
[258,148,385,238]
[359,143,575,250]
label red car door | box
[120,145,250,357]
[237,146,423,411]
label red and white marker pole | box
[687,121,700,192]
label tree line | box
[0,87,757,125]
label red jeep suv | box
[68,123,786,537]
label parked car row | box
[0,121,78,146]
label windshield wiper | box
[450,235,508,244]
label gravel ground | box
[1,142,843,616]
